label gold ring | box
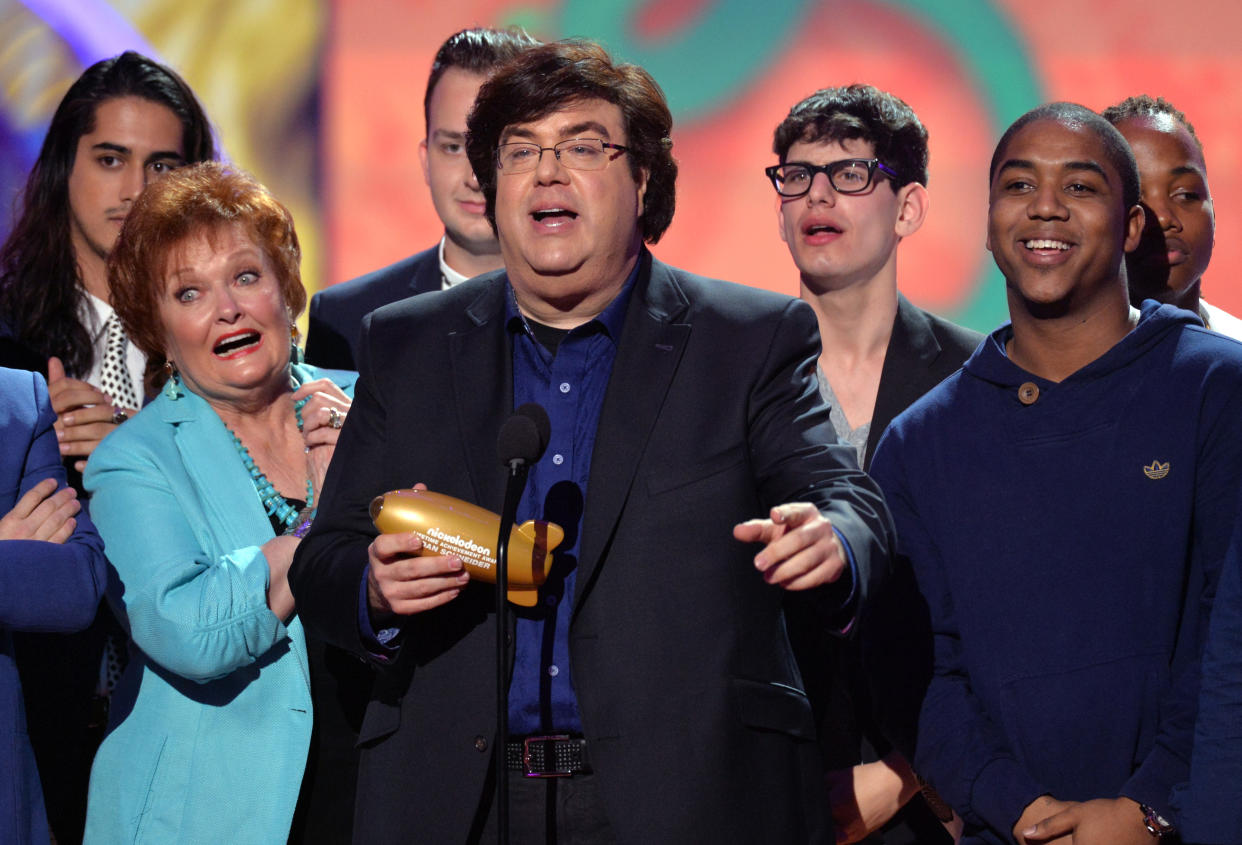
[328,407,343,429]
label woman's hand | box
[294,379,351,499]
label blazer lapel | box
[575,256,690,610]
[449,276,513,511]
[865,294,942,469]
[411,243,443,295]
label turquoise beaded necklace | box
[228,394,313,530]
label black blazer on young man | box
[304,244,442,370]
[803,293,982,844]
[864,294,985,471]
[290,251,895,844]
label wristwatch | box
[1139,803,1176,837]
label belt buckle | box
[523,733,572,778]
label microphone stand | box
[495,457,528,845]
[492,402,548,844]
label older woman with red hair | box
[82,162,359,842]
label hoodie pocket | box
[997,651,1167,798]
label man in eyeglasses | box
[768,85,979,844]
[292,40,894,843]
[769,85,982,474]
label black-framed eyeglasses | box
[765,158,900,197]
[496,138,630,173]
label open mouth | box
[805,223,842,236]
[1022,238,1072,251]
[213,330,262,357]
[531,208,578,224]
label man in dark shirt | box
[291,39,894,843]
[304,26,536,369]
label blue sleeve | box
[0,371,106,632]
[356,567,400,662]
[1180,509,1242,844]
[84,435,287,684]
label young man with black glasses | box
[768,84,979,844]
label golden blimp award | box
[370,488,563,607]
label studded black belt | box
[505,734,591,777]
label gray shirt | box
[818,366,870,467]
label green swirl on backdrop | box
[514,0,1044,331]
[888,0,1043,329]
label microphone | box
[497,402,551,469]
[493,402,549,845]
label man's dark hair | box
[1101,94,1204,155]
[989,101,1140,211]
[424,27,538,132]
[0,51,215,377]
[772,84,928,189]
[465,39,677,244]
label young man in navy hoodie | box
[868,102,1242,844]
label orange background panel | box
[323,0,1242,330]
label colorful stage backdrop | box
[2,0,1239,333]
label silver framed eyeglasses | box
[765,158,900,197]
[496,138,630,173]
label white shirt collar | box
[79,290,115,343]
[438,237,472,289]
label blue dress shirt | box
[505,271,635,735]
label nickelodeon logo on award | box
[370,488,563,606]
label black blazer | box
[304,244,441,370]
[863,294,985,471]
[291,253,895,844]
[802,294,981,844]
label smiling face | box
[492,98,647,325]
[68,96,186,293]
[419,68,498,267]
[776,137,922,294]
[158,224,291,410]
[987,118,1143,318]
[1114,116,1214,308]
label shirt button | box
[559,382,571,394]
[552,453,564,465]
[1018,382,1040,405]
[544,594,558,606]
[474,736,488,752]
[548,665,559,677]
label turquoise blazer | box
[82,364,356,844]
